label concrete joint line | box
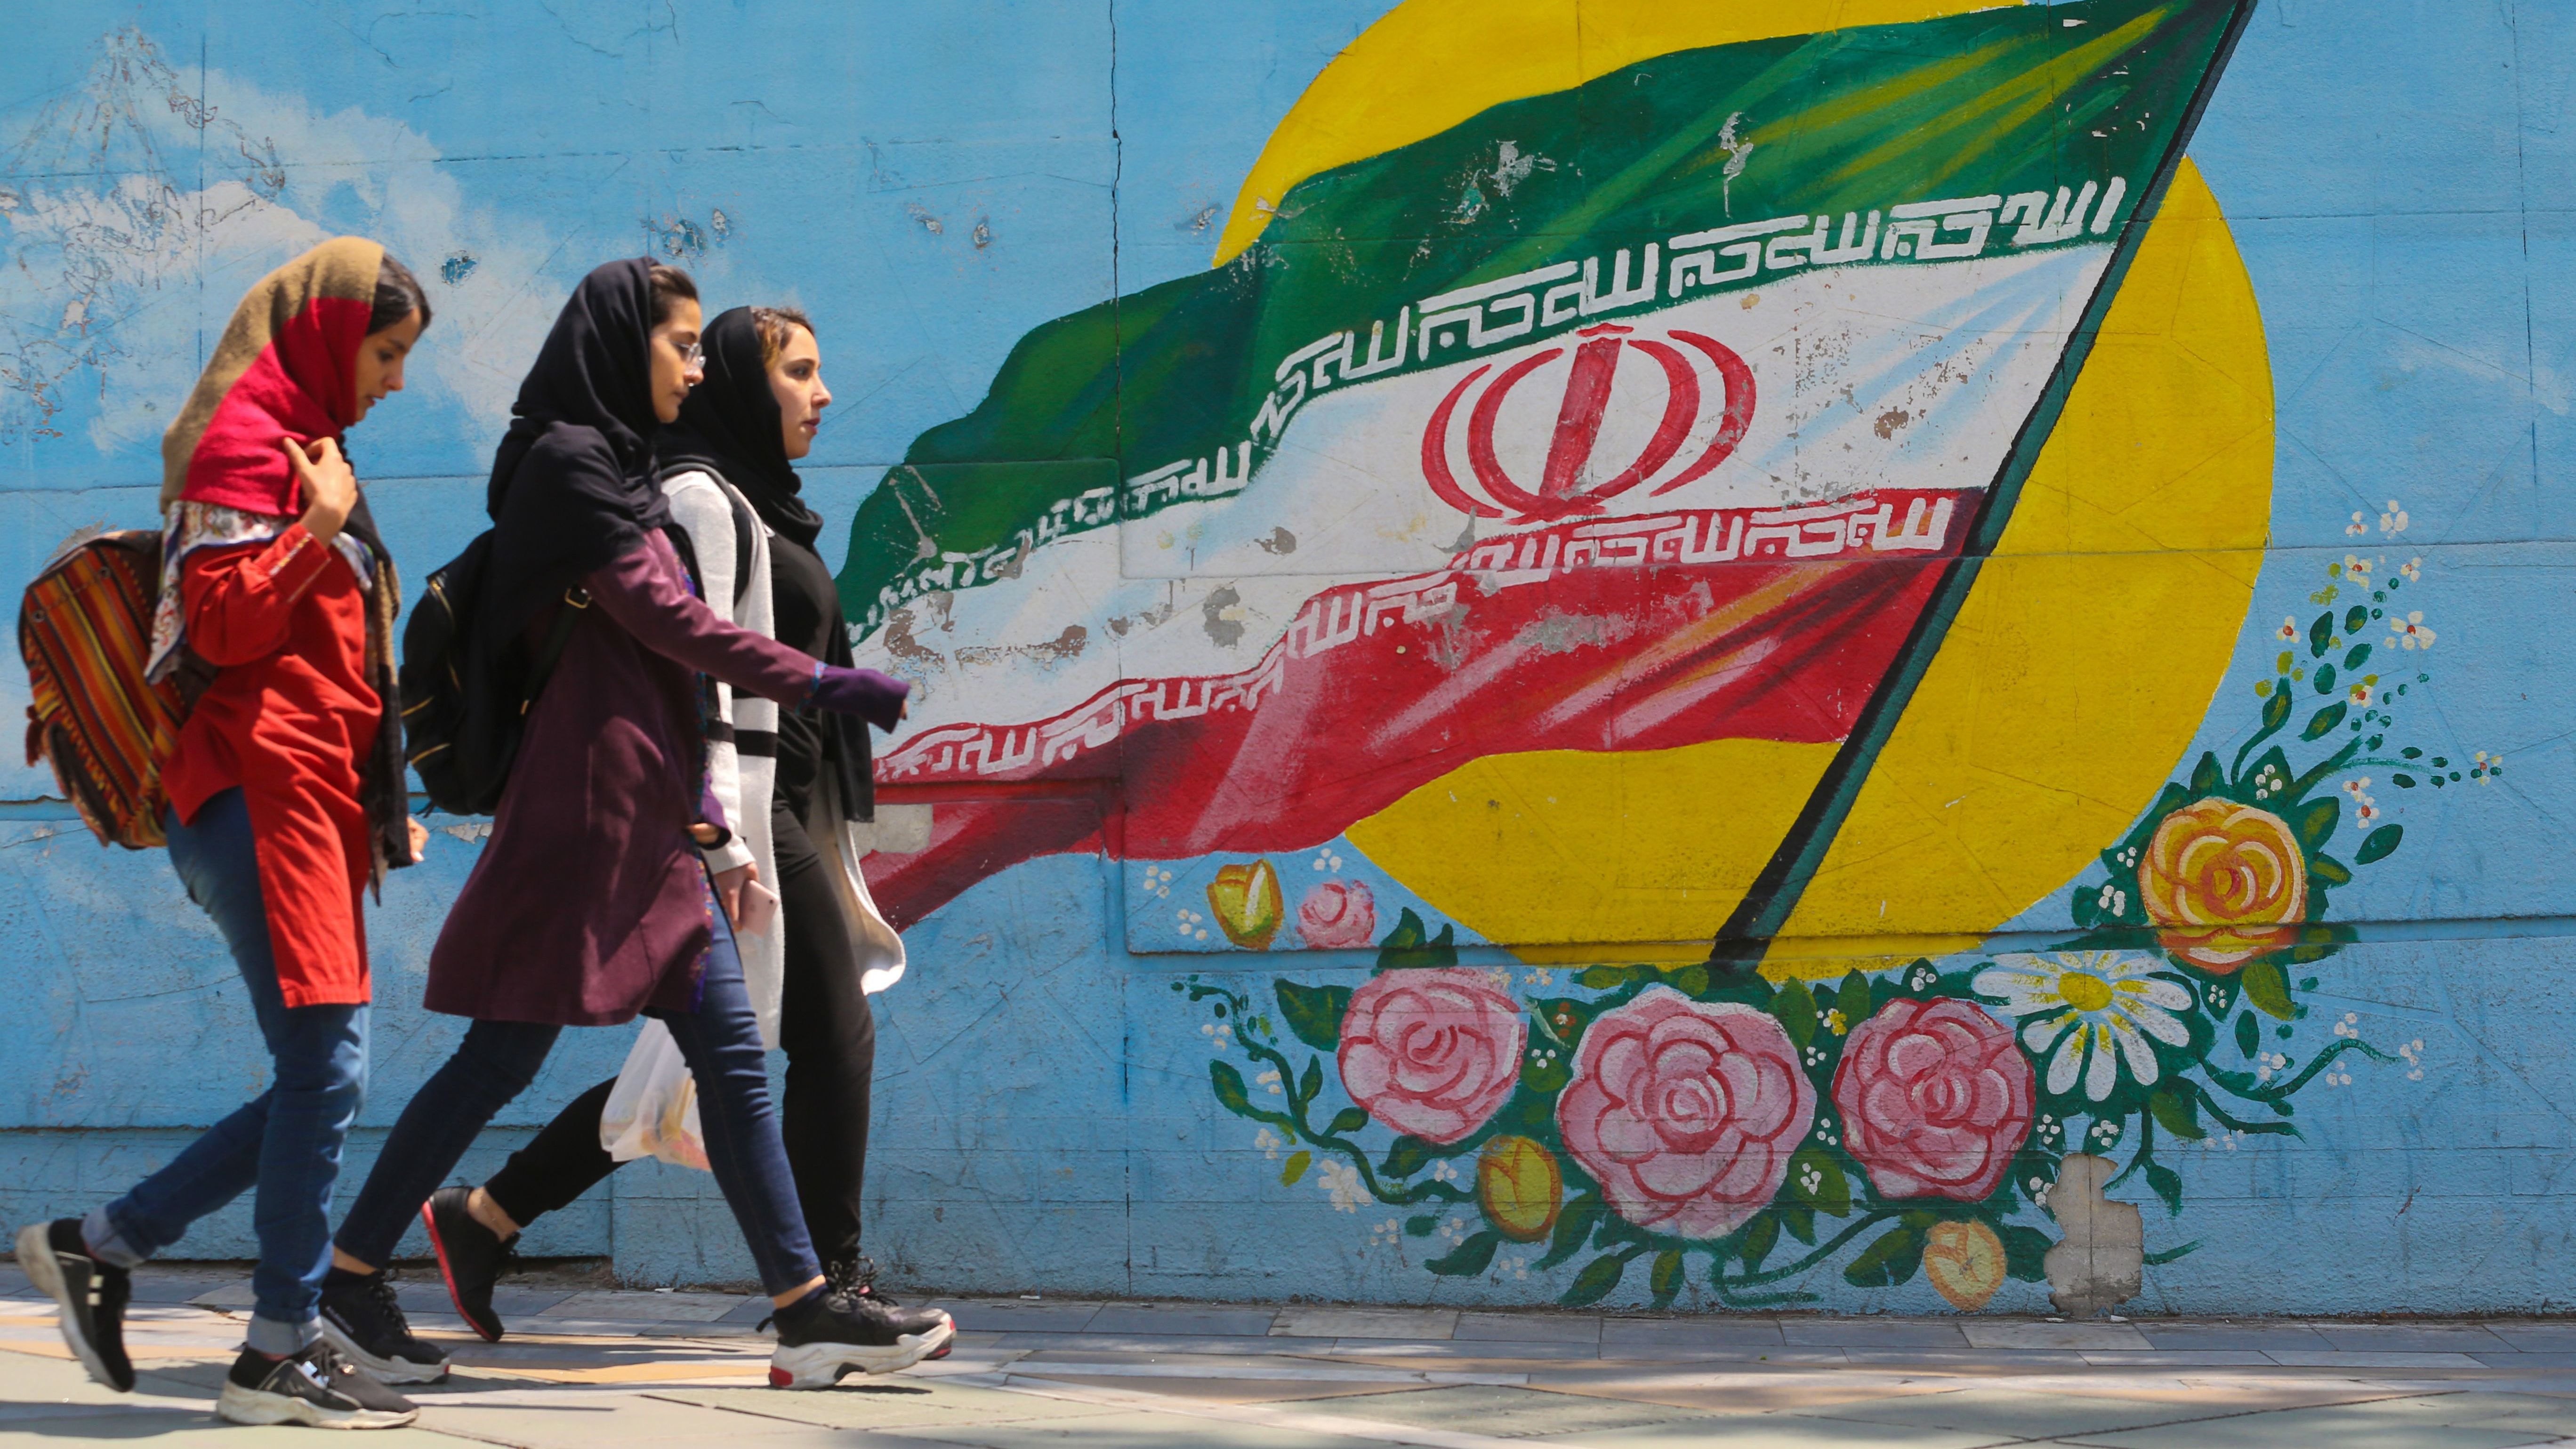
[927,1357,1525,1385]
[943,1369,1615,1449]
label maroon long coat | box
[424,531,821,1025]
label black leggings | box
[486,797,879,1265]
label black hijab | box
[655,306,825,549]
[481,258,674,637]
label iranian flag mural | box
[841,0,2248,942]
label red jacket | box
[161,524,380,1008]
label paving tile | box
[882,1407,1368,1447]
[425,1390,855,1445]
[1526,1414,2005,1446]
[1813,1384,2243,1438]
[1594,1345,1819,1366]
[2059,1396,2563,1449]
[1600,1317,1786,1349]
[929,1302,1104,1333]
[1272,1306,1458,1340]
[653,1380,1130,1429]
[2137,1324,2337,1352]
[537,1289,748,1322]
[1012,1375,1424,1404]
[2432,1393,2576,1436]
[1964,1322,2153,1351]
[996,1351,1510,1385]
[5,1412,464,1446]
[1780,1319,1971,1348]
[979,1332,1336,1356]
[2258,1350,2490,1368]
[1318,1337,1604,1362]
[1085,1305,1281,1337]
[1287,1382,1715,1436]
[2316,1325,2520,1353]
[2079,1350,2278,1366]
[1840,1348,2093,1369]
[2472,1352,2576,1368]
[723,1294,781,1325]
[2487,1324,2576,1352]
[1454,1311,1602,1345]
[499,1318,649,1338]
[1525,1373,1953,1416]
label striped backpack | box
[18,531,191,849]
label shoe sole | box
[14,1223,126,1393]
[216,1380,417,1430]
[318,1319,449,1385]
[418,1198,505,1343]
[768,1316,955,1388]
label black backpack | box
[400,479,757,816]
[399,532,585,816]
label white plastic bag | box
[599,1020,709,1170]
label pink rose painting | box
[1337,968,1525,1144]
[1557,986,1814,1240]
[1832,997,2034,1202]
[1297,880,1377,950]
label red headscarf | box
[159,236,383,515]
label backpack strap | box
[521,588,589,715]
[656,462,760,607]
[724,484,757,607]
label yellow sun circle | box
[1227,0,2275,976]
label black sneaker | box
[766,1283,954,1388]
[826,1256,950,1361]
[14,1219,133,1392]
[419,1188,511,1342]
[317,1270,449,1384]
[217,1343,418,1429]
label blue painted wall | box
[3,0,2573,1312]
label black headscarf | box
[481,258,674,637]
[655,306,825,549]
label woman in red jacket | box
[15,238,432,1429]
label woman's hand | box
[283,436,358,543]
[406,816,430,865]
[713,861,757,926]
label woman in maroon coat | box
[315,259,951,1391]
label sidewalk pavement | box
[9,1265,2576,1446]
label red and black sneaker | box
[766,1281,953,1389]
[419,1187,513,1343]
[829,1256,950,1360]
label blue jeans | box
[334,893,821,1296]
[85,790,368,1355]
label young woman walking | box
[312,260,950,1391]
[16,237,434,1430]
[402,306,921,1341]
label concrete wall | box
[3,0,2572,1316]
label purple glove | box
[808,664,910,732]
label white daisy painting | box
[1972,952,2193,1102]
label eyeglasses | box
[671,339,704,367]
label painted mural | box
[830,0,2496,1310]
[1178,534,2481,1308]
[841,0,2254,950]
[1,0,2567,1311]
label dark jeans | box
[333,885,821,1296]
[488,799,878,1265]
[86,789,367,1355]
